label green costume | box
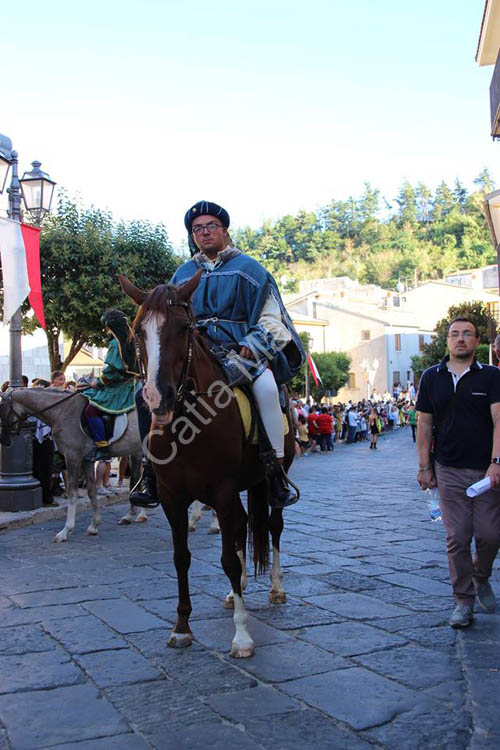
[83,338,137,414]
[83,309,139,416]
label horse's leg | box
[163,500,193,648]
[188,499,202,531]
[269,508,286,603]
[119,455,147,525]
[217,495,254,658]
[208,508,221,535]
[225,500,248,609]
[54,459,82,543]
[84,460,101,536]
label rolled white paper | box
[466,477,492,498]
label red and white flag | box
[0,217,45,328]
[307,352,322,387]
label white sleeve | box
[257,290,291,348]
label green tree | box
[410,300,495,378]
[290,348,351,401]
[37,195,180,372]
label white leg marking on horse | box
[168,632,193,648]
[230,593,255,658]
[55,492,77,543]
[86,472,101,536]
[134,507,148,523]
[269,545,286,603]
[225,549,247,608]
[188,500,202,531]
[208,509,221,534]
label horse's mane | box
[131,284,180,333]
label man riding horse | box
[131,200,304,509]
[82,309,139,459]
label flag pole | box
[0,147,42,512]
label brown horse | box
[119,270,295,658]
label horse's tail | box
[247,479,269,576]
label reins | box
[134,298,228,404]
[1,388,83,433]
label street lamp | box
[0,132,56,511]
[20,161,56,224]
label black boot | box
[94,442,111,461]
[269,467,298,509]
[129,462,159,508]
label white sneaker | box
[103,485,119,494]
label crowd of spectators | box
[291,384,417,457]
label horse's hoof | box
[118,516,132,525]
[167,632,193,649]
[134,514,147,523]
[224,595,234,610]
[269,590,286,604]
[54,532,68,543]
[230,640,255,658]
[188,525,196,532]
[86,527,98,536]
[208,526,220,535]
[202,504,211,510]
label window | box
[361,330,371,341]
[407,370,411,382]
[395,333,401,351]
[348,372,356,389]
[419,334,425,351]
[393,371,400,385]
[393,296,400,307]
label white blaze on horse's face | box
[141,313,164,413]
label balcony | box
[490,49,500,138]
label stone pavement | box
[0,427,499,750]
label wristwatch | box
[491,457,500,464]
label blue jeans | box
[346,425,357,443]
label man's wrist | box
[418,466,432,471]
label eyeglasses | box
[447,331,475,339]
[191,222,223,235]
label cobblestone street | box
[1,427,499,750]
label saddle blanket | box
[233,387,289,444]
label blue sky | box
[0,0,495,245]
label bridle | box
[0,388,82,440]
[134,298,196,407]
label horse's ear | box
[118,275,147,306]
[177,269,202,301]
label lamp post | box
[0,132,55,511]
[361,358,380,400]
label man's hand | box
[240,346,255,361]
[417,467,436,490]
[486,462,500,489]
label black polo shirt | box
[416,356,500,470]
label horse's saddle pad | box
[233,387,289,444]
[81,412,128,445]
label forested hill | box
[232,169,496,292]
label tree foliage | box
[410,300,495,378]
[18,195,180,371]
[232,170,497,291]
[290,350,351,401]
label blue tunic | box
[170,252,304,385]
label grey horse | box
[0,387,146,542]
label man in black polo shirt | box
[416,317,500,628]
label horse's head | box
[119,270,202,427]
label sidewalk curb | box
[0,491,130,532]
